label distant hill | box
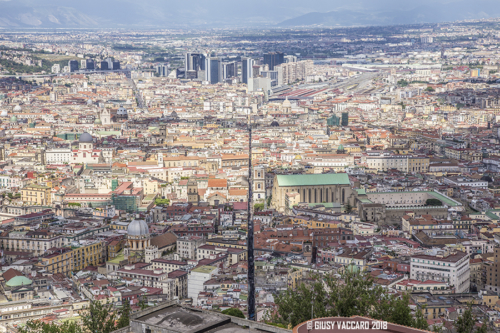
[1,0,500,29]
[278,1,500,27]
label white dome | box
[79,132,93,143]
[0,110,8,117]
[13,105,21,112]
[127,219,149,237]
[117,106,127,115]
[87,99,93,105]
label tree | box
[139,296,148,310]
[271,269,428,330]
[116,299,131,328]
[155,198,170,207]
[254,203,264,211]
[18,320,83,333]
[80,300,118,333]
[455,303,487,333]
[345,203,353,213]
[425,199,442,206]
[425,86,435,92]
[222,308,245,318]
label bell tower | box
[187,179,199,204]
[253,166,266,202]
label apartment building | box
[151,259,188,273]
[485,248,500,294]
[21,184,52,205]
[176,236,205,260]
[72,241,103,272]
[35,248,73,275]
[366,154,429,173]
[0,230,64,256]
[410,250,470,293]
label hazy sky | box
[0,0,498,28]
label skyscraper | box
[185,53,206,78]
[68,60,79,72]
[222,62,237,80]
[86,59,95,70]
[263,52,284,70]
[100,61,109,70]
[205,57,222,84]
[157,64,168,77]
[112,61,121,70]
[241,57,254,84]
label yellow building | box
[408,156,430,173]
[143,179,160,195]
[21,184,52,205]
[287,268,303,289]
[36,248,73,275]
[72,241,103,271]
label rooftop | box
[276,173,350,187]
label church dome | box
[13,105,21,112]
[29,122,36,128]
[79,132,93,143]
[6,275,32,287]
[117,105,127,116]
[282,98,291,107]
[87,99,93,105]
[128,219,149,237]
[294,154,302,160]
[10,115,17,123]
[0,110,8,117]
[94,118,102,125]
[270,120,279,127]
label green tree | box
[271,269,428,330]
[455,303,487,333]
[221,308,245,318]
[254,203,264,211]
[155,198,170,207]
[425,199,442,206]
[425,87,435,92]
[80,300,118,333]
[116,299,131,328]
[139,296,148,310]
[18,320,83,333]
[345,203,353,213]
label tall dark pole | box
[247,115,256,321]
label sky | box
[0,0,498,28]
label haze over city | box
[0,1,498,333]
[1,0,500,28]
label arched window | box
[342,188,345,203]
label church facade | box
[271,173,355,212]
[71,132,104,164]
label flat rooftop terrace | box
[131,302,290,333]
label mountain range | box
[0,0,498,29]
